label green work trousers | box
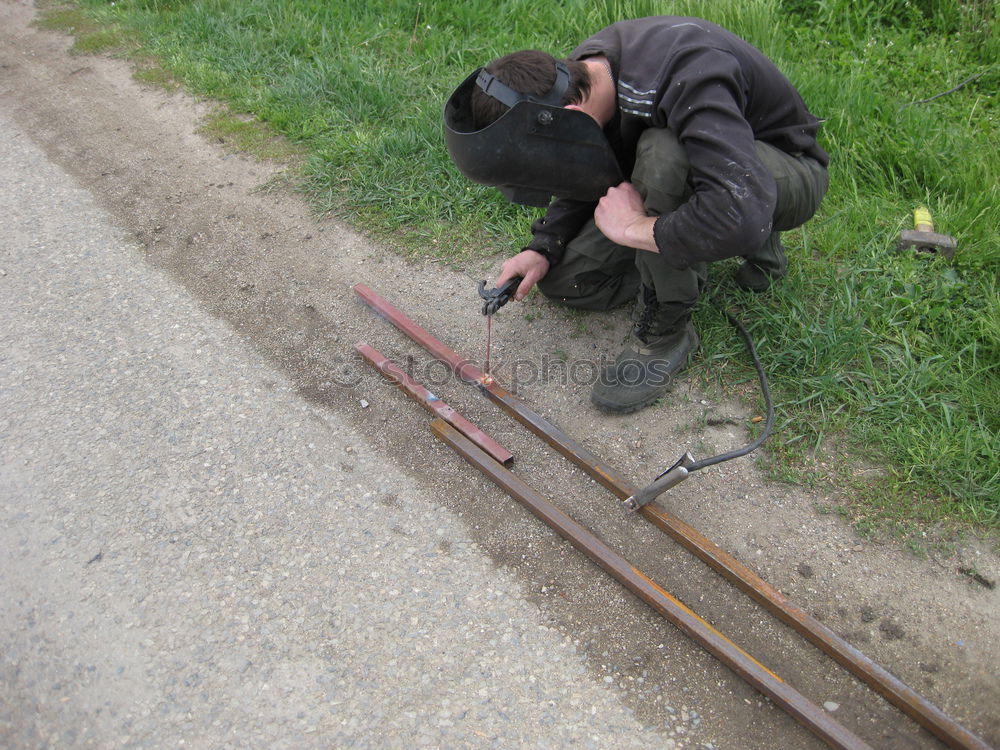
[537,128,829,327]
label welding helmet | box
[443,62,622,207]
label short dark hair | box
[471,50,591,130]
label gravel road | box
[0,111,681,748]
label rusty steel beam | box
[431,418,873,750]
[354,282,991,750]
[355,342,513,466]
[354,283,483,385]
[476,381,993,750]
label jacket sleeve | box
[651,47,777,267]
[524,198,597,265]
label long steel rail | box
[354,282,992,750]
[432,418,872,750]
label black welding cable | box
[653,290,775,480]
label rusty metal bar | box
[354,283,483,385]
[354,282,992,750]
[431,418,873,750]
[355,342,513,466]
[476,382,993,750]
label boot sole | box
[590,388,667,414]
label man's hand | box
[496,249,550,301]
[594,181,659,253]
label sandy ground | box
[1,1,997,747]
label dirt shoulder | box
[1,2,996,747]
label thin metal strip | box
[354,282,991,750]
[355,342,513,466]
[431,418,873,750]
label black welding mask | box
[443,63,622,207]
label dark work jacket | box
[526,16,829,268]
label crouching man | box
[444,16,828,412]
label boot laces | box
[634,287,659,342]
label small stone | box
[824,701,840,712]
[359,399,369,408]
[797,562,814,578]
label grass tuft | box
[36,4,136,55]
[132,63,180,91]
[198,109,305,163]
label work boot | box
[590,288,699,414]
[735,233,787,293]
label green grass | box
[46,0,999,531]
[198,109,305,162]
